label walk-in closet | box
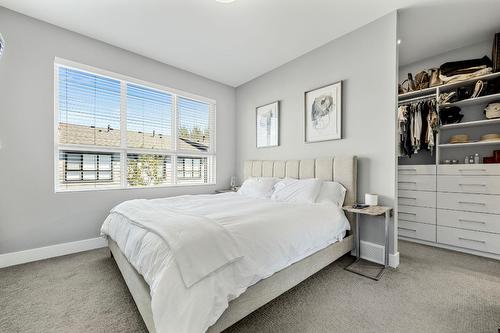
[397,33,500,260]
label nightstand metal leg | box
[356,213,360,259]
[384,211,390,268]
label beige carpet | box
[1,241,499,333]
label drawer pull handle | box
[458,237,486,244]
[399,212,417,215]
[458,201,486,206]
[400,168,417,171]
[458,169,486,172]
[458,184,486,187]
[398,181,417,184]
[399,227,417,232]
[399,196,417,200]
[458,219,486,224]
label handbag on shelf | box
[429,68,443,87]
[415,70,430,90]
[407,73,416,91]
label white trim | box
[399,236,500,261]
[0,237,108,269]
[389,251,400,267]
[357,240,400,268]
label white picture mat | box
[305,82,342,142]
[256,101,279,148]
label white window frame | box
[54,57,216,192]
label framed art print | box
[256,101,279,148]
[304,81,342,142]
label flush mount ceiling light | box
[216,0,236,3]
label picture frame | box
[304,81,342,143]
[256,101,279,148]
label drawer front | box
[398,175,436,191]
[398,205,436,225]
[437,226,500,255]
[437,209,500,234]
[398,190,436,208]
[398,165,436,175]
[399,220,436,242]
[438,164,500,176]
[437,175,500,195]
[437,192,500,214]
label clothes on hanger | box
[398,99,438,158]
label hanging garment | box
[398,99,437,158]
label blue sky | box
[58,67,209,136]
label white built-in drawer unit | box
[437,209,500,234]
[398,205,436,225]
[399,165,436,175]
[398,189,436,208]
[437,176,500,195]
[437,226,500,255]
[398,174,436,191]
[399,220,436,242]
[437,192,500,215]
[437,164,500,176]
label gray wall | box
[235,13,398,251]
[0,7,236,254]
[399,40,492,82]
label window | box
[55,59,216,191]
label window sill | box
[55,182,216,193]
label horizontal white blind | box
[177,97,211,153]
[55,60,216,191]
[58,67,121,146]
[127,84,172,150]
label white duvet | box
[101,192,350,333]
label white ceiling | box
[1,0,499,87]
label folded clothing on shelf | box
[440,56,493,77]
[439,56,493,84]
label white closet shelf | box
[399,87,437,99]
[441,118,500,130]
[439,140,500,148]
[439,93,500,108]
[398,71,500,100]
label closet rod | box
[398,93,436,105]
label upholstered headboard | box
[243,156,357,206]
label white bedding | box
[101,192,350,333]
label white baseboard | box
[355,240,399,268]
[0,237,108,269]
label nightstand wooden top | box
[342,205,392,216]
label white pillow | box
[238,177,278,199]
[271,178,323,204]
[316,181,347,207]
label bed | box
[103,156,357,333]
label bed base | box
[109,235,354,333]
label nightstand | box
[342,205,392,280]
[215,187,239,194]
